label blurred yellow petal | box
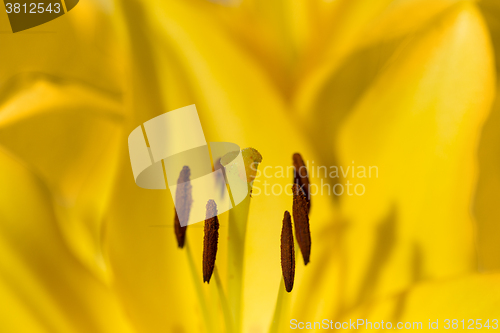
[474,88,500,272]
[479,0,500,76]
[292,2,495,321]
[362,0,470,49]
[0,0,126,281]
[0,147,133,333]
[337,0,495,307]
[295,0,394,115]
[0,0,122,94]
[474,0,500,271]
[296,0,465,121]
[0,76,124,281]
[347,273,500,329]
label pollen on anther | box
[293,153,311,213]
[281,211,295,292]
[203,200,219,283]
[292,184,311,265]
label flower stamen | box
[203,200,219,283]
[293,153,311,212]
[174,166,192,248]
[293,184,311,265]
[281,211,295,292]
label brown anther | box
[293,153,311,213]
[281,211,295,292]
[292,184,311,265]
[203,200,219,283]
[174,166,192,248]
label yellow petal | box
[0,77,124,282]
[294,2,495,321]
[474,0,500,271]
[0,0,122,94]
[338,1,495,308]
[479,0,500,77]
[0,0,126,280]
[296,0,466,121]
[0,147,133,333]
[346,273,500,329]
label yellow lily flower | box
[1,0,499,332]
